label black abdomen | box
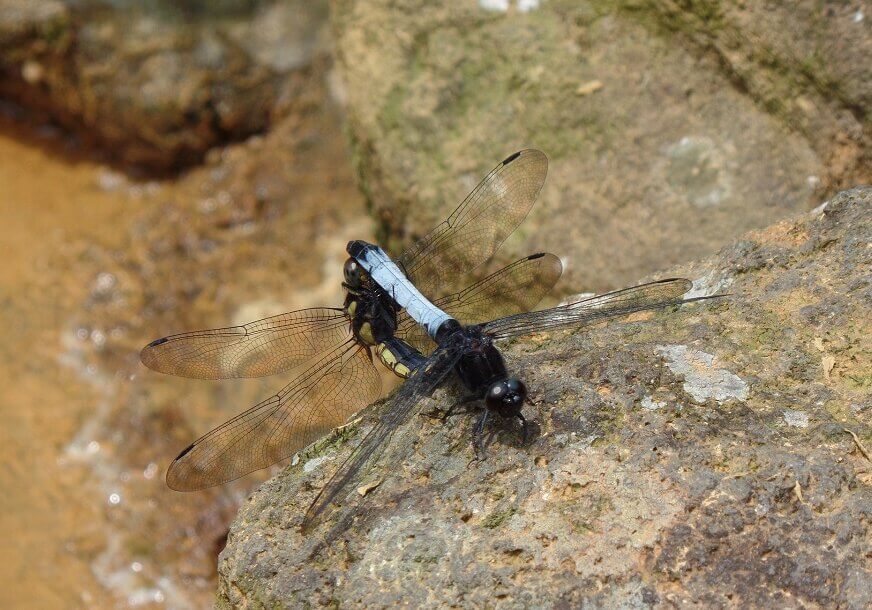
[377,337,427,379]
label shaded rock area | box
[218,187,871,608]
[331,0,869,291]
[0,0,329,170]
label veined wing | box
[302,342,462,532]
[166,335,381,491]
[481,278,714,339]
[141,308,349,379]
[398,149,548,301]
[396,253,563,353]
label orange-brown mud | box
[0,116,127,609]
[0,81,374,608]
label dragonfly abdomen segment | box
[377,336,427,379]
[348,240,453,340]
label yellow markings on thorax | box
[359,322,376,346]
[346,300,358,317]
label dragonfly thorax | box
[450,328,507,396]
[343,268,399,347]
[343,257,363,288]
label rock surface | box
[331,0,869,292]
[634,0,871,192]
[0,0,329,170]
[217,187,871,607]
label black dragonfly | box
[140,149,558,497]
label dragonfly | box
[304,261,720,529]
[140,149,558,494]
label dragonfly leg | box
[470,410,491,463]
[518,413,529,444]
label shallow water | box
[0,97,373,608]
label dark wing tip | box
[174,442,196,461]
[504,149,548,164]
[502,151,523,165]
[502,148,548,164]
[652,277,693,293]
[140,337,170,369]
[527,252,563,276]
[139,337,170,370]
[675,278,694,293]
[165,443,199,492]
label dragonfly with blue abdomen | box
[141,150,559,494]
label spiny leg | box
[468,410,491,464]
[517,413,529,445]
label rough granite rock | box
[217,187,871,607]
[0,0,329,170]
[330,0,870,292]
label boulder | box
[217,187,871,607]
[331,0,869,291]
[633,0,870,191]
[0,0,329,170]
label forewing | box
[482,278,700,339]
[166,336,381,491]
[396,253,563,353]
[398,149,548,300]
[141,308,349,379]
[302,342,462,531]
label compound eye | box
[505,378,527,404]
[485,382,507,411]
[344,258,362,287]
[485,378,527,416]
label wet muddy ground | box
[0,78,372,608]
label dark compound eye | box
[505,378,527,406]
[485,379,527,416]
[485,384,504,412]
[343,258,362,287]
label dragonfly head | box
[485,377,527,418]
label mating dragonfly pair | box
[142,149,716,530]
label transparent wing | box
[141,308,349,379]
[398,149,548,301]
[166,336,381,491]
[302,342,462,531]
[481,278,709,339]
[395,253,563,353]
